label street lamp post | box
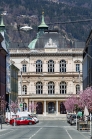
[90,112,92,139]
[75,70,81,129]
[20,69,23,111]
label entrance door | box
[36,102,43,114]
[60,102,66,114]
[48,102,55,113]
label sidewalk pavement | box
[0,124,12,131]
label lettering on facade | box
[45,48,57,53]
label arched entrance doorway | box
[36,102,43,114]
[60,102,66,114]
[48,102,55,113]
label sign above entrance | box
[45,48,57,53]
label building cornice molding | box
[10,52,83,57]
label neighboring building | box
[83,30,92,90]
[6,61,19,108]
[0,16,8,113]
[9,13,84,115]
[0,33,6,99]
[0,16,19,113]
[10,64,19,102]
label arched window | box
[60,60,66,72]
[48,82,55,94]
[36,82,43,94]
[48,60,54,72]
[76,84,80,94]
[60,82,67,94]
[22,64,27,72]
[23,85,27,94]
[36,60,42,73]
[23,102,27,111]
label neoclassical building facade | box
[9,13,84,115]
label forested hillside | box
[0,0,92,43]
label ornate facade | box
[9,13,84,115]
[9,47,83,115]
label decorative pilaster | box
[56,100,58,115]
[44,100,46,116]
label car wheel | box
[29,122,32,125]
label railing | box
[18,71,82,76]
[9,48,83,54]
[18,93,79,98]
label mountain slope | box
[0,0,92,42]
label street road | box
[0,120,90,139]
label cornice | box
[10,52,83,57]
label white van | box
[5,112,16,123]
[16,112,31,117]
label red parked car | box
[10,116,36,126]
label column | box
[29,101,32,113]
[28,99,29,112]
[44,100,46,116]
[56,100,58,115]
[32,101,34,114]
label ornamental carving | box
[74,60,81,63]
[10,60,15,64]
[21,59,28,64]
[45,38,57,48]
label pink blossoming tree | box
[79,87,92,112]
[9,99,19,114]
[64,87,92,113]
[29,102,38,114]
[64,95,79,113]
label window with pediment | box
[23,85,27,94]
[48,60,54,72]
[60,81,67,94]
[36,60,42,73]
[76,84,80,94]
[48,82,55,94]
[60,60,66,72]
[36,82,43,94]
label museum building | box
[9,13,84,115]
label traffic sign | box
[20,103,23,107]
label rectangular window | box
[76,64,80,72]
[22,65,26,72]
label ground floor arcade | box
[19,98,66,115]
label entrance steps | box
[37,114,66,120]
